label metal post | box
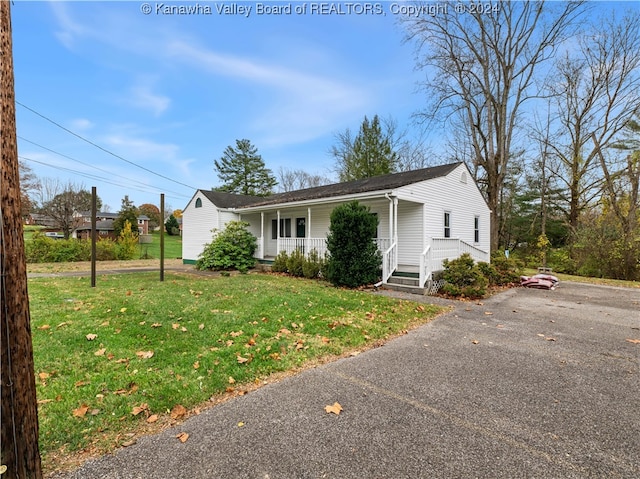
[160,194,165,281]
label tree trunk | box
[1,1,43,477]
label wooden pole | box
[160,193,164,281]
[91,186,97,287]
[0,1,43,477]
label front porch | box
[255,236,489,289]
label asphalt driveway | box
[51,281,640,479]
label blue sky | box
[11,1,637,212]
[13,1,423,212]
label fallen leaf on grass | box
[625,339,640,344]
[38,372,50,381]
[136,351,154,359]
[85,333,97,341]
[146,414,159,423]
[176,432,189,443]
[73,404,89,418]
[170,404,187,420]
[228,377,236,384]
[151,323,162,328]
[172,323,180,330]
[132,403,149,416]
[120,307,127,313]
[38,325,51,330]
[94,348,106,356]
[237,355,250,364]
[324,402,343,415]
[199,323,205,330]
[193,361,200,370]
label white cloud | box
[69,118,94,131]
[167,40,371,146]
[128,84,171,117]
[103,134,180,162]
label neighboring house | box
[72,211,150,239]
[182,162,490,287]
[137,215,150,235]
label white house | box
[182,162,490,288]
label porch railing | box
[430,238,489,272]
[382,242,398,284]
[272,237,392,259]
[418,245,432,288]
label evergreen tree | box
[214,139,277,196]
[334,115,398,182]
[113,195,138,238]
[325,201,381,287]
[165,214,180,236]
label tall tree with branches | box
[544,11,640,232]
[331,115,398,182]
[214,139,276,196]
[403,0,586,251]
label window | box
[460,172,467,184]
[444,212,451,238]
[195,198,202,208]
[474,216,480,243]
[271,218,292,239]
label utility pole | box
[1,1,43,477]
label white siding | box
[395,163,491,257]
[396,201,423,266]
[181,194,240,262]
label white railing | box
[419,245,432,288]
[431,237,489,271]
[382,242,398,284]
[278,238,328,258]
[272,237,392,260]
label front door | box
[296,217,306,238]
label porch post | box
[393,198,398,244]
[307,207,311,256]
[388,197,393,245]
[276,210,280,255]
[260,212,264,259]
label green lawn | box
[29,272,443,471]
[138,231,182,259]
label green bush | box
[489,251,522,285]
[441,253,488,298]
[326,201,381,288]
[286,249,305,277]
[25,233,92,263]
[196,221,257,273]
[547,248,577,275]
[96,239,117,261]
[271,251,289,273]
[302,249,325,279]
[115,221,138,260]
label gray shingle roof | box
[199,162,462,210]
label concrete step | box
[383,276,426,295]
[387,275,420,287]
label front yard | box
[29,271,444,473]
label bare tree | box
[37,179,101,239]
[402,0,586,251]
[277,167,332,192]
[545,11,640,232]
[19,159,39,218]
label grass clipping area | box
[30,272,444,472]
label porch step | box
[384,274,426,295]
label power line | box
[16,100,198,191]
[18,136,190,199]
[20,155,191,201]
